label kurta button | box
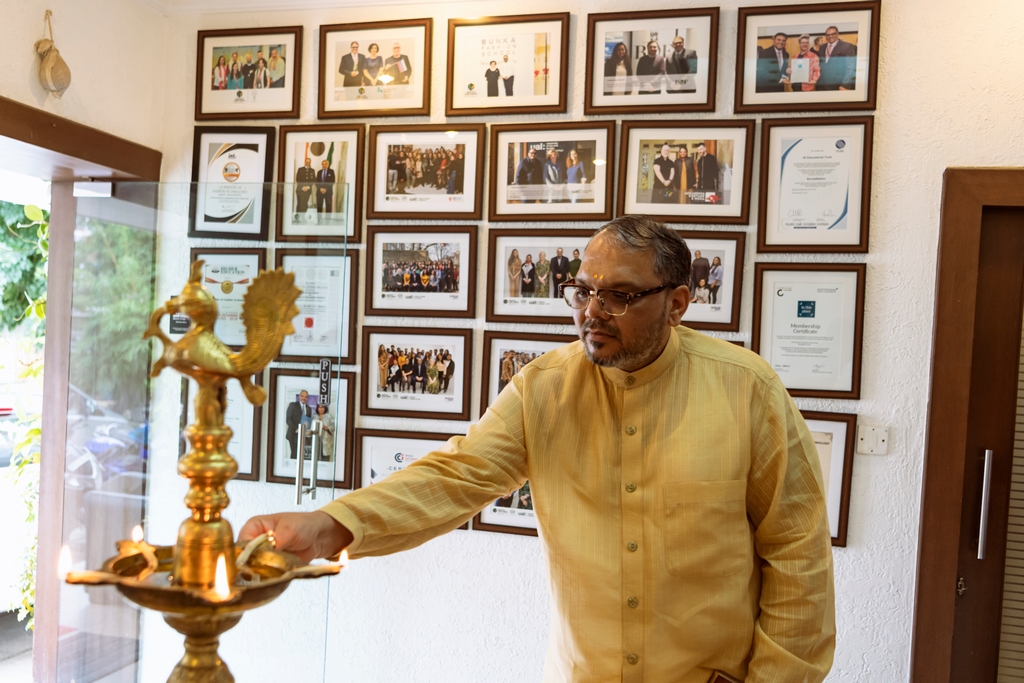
[625,425,637,435]
[627,541,638,551]
[628,597,639,608]
[625,482,637,493]
[626,654,639,665]
[625,375,636,386]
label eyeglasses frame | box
[558,280,677,317]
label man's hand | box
[238,511,353,564]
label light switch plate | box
[857,425,889,455]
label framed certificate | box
[488,121,614,222]
[275,249,358,365]
[584,8,719,115]
[266,368,355,490]
[180,375,262,481]
[800,410,857,547]
[446,13,569,117]
[617,120,755,225]
[188,126,275,240]
[473,481,538,537]
[677,230,745,332]
[188,248,266,348]
[485,228,592,324]
[752,263,866,399]
[758,116,874,253]
[365,225,477,319]
[480,331,576,416]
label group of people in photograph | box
[512,147,591,203]
[284,390,335,462]
[496,350,544,394]
[755,27,857,93]
[688,250,725,305]
[211,47,286,90]
[603,35,698,96]
[506,247,581,298]
[376,345,456,395]
[338,41,412,88]
[380,257,460,294]
[649,141,721,204]
[386,146,465,195]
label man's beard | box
[579,305,668,371]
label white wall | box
[14,0,1024,680]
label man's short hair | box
[774,32,788,40]
[591,215,692,290]
[798,33,811,42]
[825,26,839,34]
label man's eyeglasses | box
[559,281,675,316]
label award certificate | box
[193,251,263,347]
[789,57,809,83]
[189,127,274,239]
[279,253,353,361]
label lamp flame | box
[58,545,71,579]
[131,525,144,544]
[214,554,230,600]
[339,549,349,569]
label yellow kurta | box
[322,326,835,682]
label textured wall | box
[37,0,1024,681]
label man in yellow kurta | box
[241,215,835,683]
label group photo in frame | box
[361,327,473,421]
[317,18,432,118]
[180,376,262,481]
[801,410,857,547]
[195,26,302,120]
[488,121,615,222]
[188,126,275,240]
[473,481,538,536]
[752,262,866,399]
[367,124,485,220]
[189,248,267,348]
[277,124,364,243]
[480,331,576,416]
[446,13,570,116]
[275,249,358,365]
[758,116,874,253]
[676,230,745,332]
[584,8,719,114]
[265,368,355,490]
[486,228,592,324]
[617,120,755,224]
[365,225,477,319]
[734,0,881,113]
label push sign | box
[318,359,331,406]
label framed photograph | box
[367,124,485,220]
[179,375,262,482]
[758,116,874,253]
[488,121,615,222]
[275,249,358,365]
[584,8,719,115]
[446,13,570,116]
[277,125,364,243]
[188,126,275,240]
[735,1,881,114]
[318,19,432,118]
[189,248,266,348]
[195,26,302,120]
[361,327,472,421]
[365,225,477,318]
[752,263,866,399]
[485,229,592,324]
[677,230,745,332]
[473,481,538,536]
[801,410,857,547]
[480,331,576,416]
[266,368,355,490]
[617,120,755,224]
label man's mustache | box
[581,320,618,337]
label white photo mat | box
[271,373,348,483]
[279,253,353,360]
[680,237,739,326]
[193,131,270,236]
[479,482,538,530]
[365,332,468,415]
[491,235,590,318]
[357,433,452,488]
[804,416,850,539]
[200,33,297,115]
[370,231,471,313]
[281,130,359,238]
[323,26,427,113]
[372,130,480,214]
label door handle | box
[307,419,322,501]
[978,449,993,560]
[294,422,307,505]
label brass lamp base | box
[164,613,242,683]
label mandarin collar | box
[599,327,681,389]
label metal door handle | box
[308,419,321,500]
[294,422,307,505]
[979,449,993,560]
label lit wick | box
[122,525,159,581]
[57,545,72,579]
[213,554,231,601]
[338,549,349,569]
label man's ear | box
[667,285,690,327]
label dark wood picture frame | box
[317,18,433,119]
[366,123,486,220]
[485,228,593,325]
[733,0,881,114]
[360,326,474,421]
[583,8,720,115]
[195,26,302,121]
[188,247,267,351]
[487,121,615,223]
[445,13,570,117]
[188,126,275,241]
[616,119,755,225]
[751,262,866,399]
[274,248,359,365]
[479,330,576,417]
[179,376,263,482]
[276,124,365,244]
[265,367,356,490]
[472,482,539,537]
[675,229,745,332]
[800,409,857,547]
[364,224,478,319]
[757,116,874,254]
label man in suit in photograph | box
[285,390,312,460]
[691,250,710,295]
[756,32,789,93]
[515,147,544,203]
[694,142,720,200]
[384,42,412,85]
[666,36,698,94]
[816,26,857,91]
[240,52,256,88]
[294,158,316,218]
[316,159,336,216]
[339,42,365,88]
[550,248,571,298]
[413,355,427,394]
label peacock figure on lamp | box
[66,261,340,683]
